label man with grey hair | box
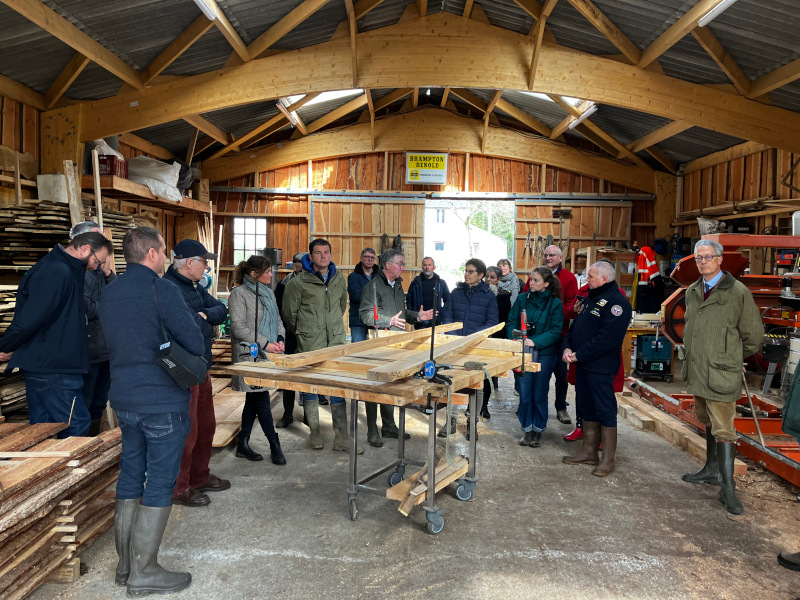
[562,261,631,477]
[359,249,433,446]
[681,239,761,515]
[70,221,117,436]
[164,239,230,507]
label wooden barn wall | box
[680,147,800,238]
[0,94,39,203]
[211,151,653,287]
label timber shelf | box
[81,175,211,214]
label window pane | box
[233,250,245,264]
[245,219,255,234]
[234,234,244,250]
[255,219,266,234]
[234,218,245,234]
[256,235,266,249]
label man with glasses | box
[347,247,380,343]
[359,249,433,447]
[681,239,761,515]
[540,245,579,428]
[406,256,451,329]
[164,239,230,507]
[0,231,112,437]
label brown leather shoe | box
[172,487,210,507]
[195,473,231,493]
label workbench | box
[225,323,526,534]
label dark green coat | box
[682,272,762,402]
[359,270,418,331]
[281,265,347,353]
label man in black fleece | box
[99,227,203,596]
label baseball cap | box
[293,253,305,263]
[173,239,218,260]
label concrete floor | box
[31,376,800,600]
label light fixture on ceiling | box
[276,98,298,127]
[193,0,218,21]
[568,103,597,130]
[698,0,738,27]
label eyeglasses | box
[193,257,208,266]
[362,255,375,260]
[392,261,405,268]
[465,269,478,274]
[90,249,104,266]
[694,254,720,263]
[544,253,559,258]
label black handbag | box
[152,283,208,389]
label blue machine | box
[633,335,673,382]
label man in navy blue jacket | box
[99,227,203,596]
[347,247,379,342]
[0,231,112,438]
[562,261,632,477]
[165,239,230,508]
[406,256,450,329]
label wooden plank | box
[0,423,67,453]
[266,322,464,367]
[366,323,504,382]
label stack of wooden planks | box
[0,285,16,335]
[386,449,470,516]
[0,368,26,416]
[0,421,121,599]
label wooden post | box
[464,152,470,192]
[63,160,83,227]
[214,224,223,298]
[14,152,22,205]
[91,148,103,229]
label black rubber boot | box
[437,414,457,437]
[717,441,743,515]
[275,390,295,429]
[778,551,800,571]
[365,403,383,447]
[114,497,140,586]
[683,429,720,485]
[126,505,191,597]
[519,431,533,446]
[269,434,286,465]
[236,435,263,461]
[380,404,410,439]
[89,419,102,436]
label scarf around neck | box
[243,275,280,343]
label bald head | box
[543,245,563,270]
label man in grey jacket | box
[681,239,762,515]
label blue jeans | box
[516,354,557,433]
[82,361,111,421]
[116,410,191,507]
[24,372,90,438]
[350,325,367,343]
[300,392,345,405]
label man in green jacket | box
[682,239,762,515]
[358,249,433,447]
[281,239,362,454]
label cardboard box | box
[191,178,210,204]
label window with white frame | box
[436,209,445,223]
[434,242,445,251]
[233,218,267,264]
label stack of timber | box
[209,339,249,447]
[0,422,121,599]
[1,285,16,334]
[0,367,26,416]
[386,449,470,516]
[83,201,158,274]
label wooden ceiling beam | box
[203,107,655,192]
[212,2,250,63]
[305,93,368,134]
[482,90,503,153]
[565,0,641,65]
[183,114,229,145]
[626,120,691,153]
[462,0,474,18]
[345,0,358,87]
[186,127,200,164]
[242,118,290,150]
[365,88,375,150]
[76,14,800,154]
[749,57,800,98]
[528,16,547,89]
[45,52,89,109]
[411,87,419,108]
[248,0,334,60]
[495,97,552,137]
[2,0,143,89]
[0,72,45,110]
[417,0,427,17]
[354,0,385,20]
[690,27,751,97]
[511,0,543,21]
[194,136,218,156]
[440,86,451,107]
[373,88,413,111]
[118,133,175,160]
[450,88,488,113]
[142,16,214,86]
[638,0,727,69]
[644,145,677,175]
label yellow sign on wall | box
[405,152,448,185]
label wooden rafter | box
[638,0,727,69]
[417,0,427,17]
[344,0,358,87]
[463,0,474,18]
[305,93,368,134]
[194,136,218,156]
[626,120,691,154]
[354,0,385,19]
[440,87,451,107]
[450,88,488,113]
[528,17,547,89]
[45,52,89,109]
[690,27,751,97]
[183,114,228,145]
[482,90,503,153]
[75,14,800,155]
[495,98,552,137]
[207,93,321,160]
[511,0,543,21]
[412,88,419,108]
[643,145,676,175]
[186,128,200,164]
[750,57,800,99]
[0,72,45,110]
[212,2,250,63]
[565,0,640,65]
[2,0,143,89]
[276,102,308,135]
[118,133,174,160]
[365,88,375,150]
[248,0,334,60]
[373,88,413,111]
[142,16,214,86]
[242,118,290,150]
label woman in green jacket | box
[506,267,563,448]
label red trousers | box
[173,373,215,495]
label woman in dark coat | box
[481,266,512,418]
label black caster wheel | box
[388,471,403,486]
[665,376,672,383]
[426,515,444,535]
[349,498,358,521]
[455,484,473,501]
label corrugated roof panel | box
[770,81,800,114]
[475,0,535,35]
[296,90,367,125]
[656,35,730,85]
[272,2,349,50]
[591,0,691,49]
[201,101,281,140]
[581,104,673,146]
[658,127,745,166]
[547,1,624,57]
[226,0,307,46]
[162,27,232,76]
[133,119,199,156]
[482,90,569,130]
[357,0,414,32]
[65,62,124,100]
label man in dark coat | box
[347,247,379,342]
[562,261,631,477]
[0,231,112,438]
[406,256,450,329]
[274,252,304,428]
[99,227,203,595]
[164,239,230,508]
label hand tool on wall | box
[523,231,532,270]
